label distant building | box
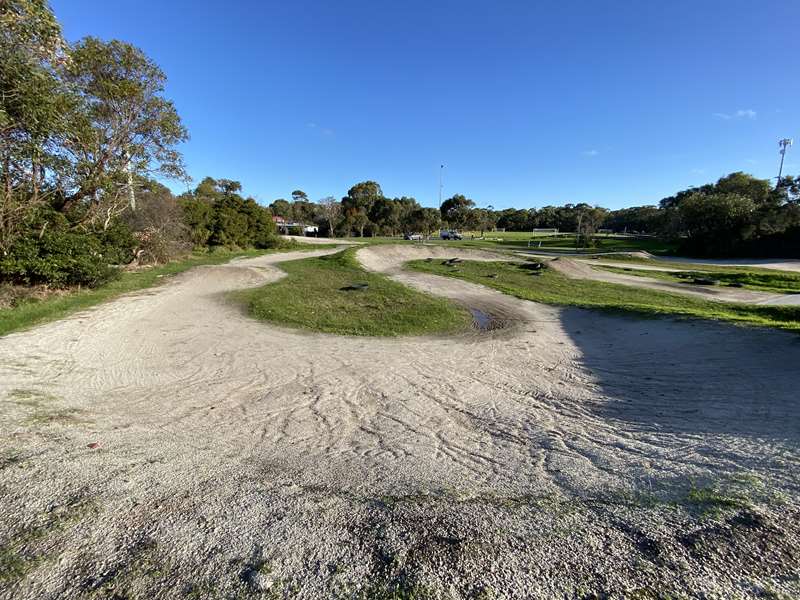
[272,215,317,236]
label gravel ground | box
[0,244,798,599]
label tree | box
[123,179,189,263]
[269,198,291,218]
[318,196,341,237]
[440,194,475,229]
[368,197,401,235]
[342,180,382,236]
[181,177,278,249]
[408,207,441,238]
[290,199,317,224]
[575,206,608,248]
[679,192,756,255]
[57,37,188,221]
[291,189,308,202]
[604,206,662,233]
[0,0,72,250]
[472,208,497,236]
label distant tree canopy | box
[657,172,800,256]
[252,170,800,258]
[440,194,475,230]
[179,177,277,249]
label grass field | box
[408,258,800,331]
[237,248,471,336]
[596,264,800,294]
[0,243,335,337]
[332,232,679,254]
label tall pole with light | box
[777,138,793,188]
[439,164,445,209]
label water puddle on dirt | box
[469,308,493,330]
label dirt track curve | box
[1,243,799,599]
[542,256,800,305]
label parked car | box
[439,230,463,240]
[403,233,423,241]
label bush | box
[0,229,120,287]
[124,184,191,263]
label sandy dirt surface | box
[1,245,799,599]
[656,256,800,273]
[281,235,357,245]
[538,256,800,306]
[518,249,800,274]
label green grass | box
[595,263,800,294]
[236,249,471,336]
[444,232,678,254]
[408,259,800,331]
[0,243,334,337]
[0,500,96,584]
[334,233,679,254]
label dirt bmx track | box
[1,244,799,599]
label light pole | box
[439,164,445,209]
[777,138,793,188]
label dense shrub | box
[0,229,120,287]
[180,177,280,250]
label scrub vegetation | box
[237,249,471,336]
[408,258,800,331]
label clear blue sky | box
[52,0,798,210]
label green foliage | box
[269,198,291,218]
[678,192,756,255]
[342,181,383,236]
[407,207,441,237]
[1,1,196,291]
[237,249,471,336]
[660,172,800,257]
[180,177,279,250]
[440,194,475,229]
[0,226,123,287]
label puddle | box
[469,308,493,330]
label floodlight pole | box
[439,164,445,209]
[777,138,793,188]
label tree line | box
[3,1,799,295]
[1,1,280,288]
[265,171,800,258]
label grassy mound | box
[409,259,800,331]
[238,249,471,336]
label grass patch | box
[4,388,84,426]
[0,499,96,584]
[335,233,679,254]
[596,264,800,294]
[441,233,678,254]
[236,249,471,336]
[686,486,749,515]
[408,259,800,331]
[0,243,333,337]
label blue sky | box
[52,0,798,210]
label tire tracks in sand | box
[0,243,798,598]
